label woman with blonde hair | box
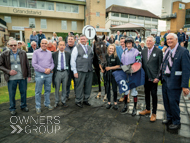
[99,44,120,110]
[51,32,58,43]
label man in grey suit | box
[71,35,93,108]
[139,35,163,122]
[52,41,71,108]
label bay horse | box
[93,35,107,101]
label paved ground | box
[0,86,190,143]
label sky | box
[106,0,190,31]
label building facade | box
[161,0,190,33]
[0,0,106,43]
[105,5,160,37]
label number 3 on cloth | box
[120,80,128,91]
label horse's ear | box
[102,35,105,41]
[95,35,98,42]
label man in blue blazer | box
[160,33,190,130]
[115,31,122,41]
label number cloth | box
[112,68,145,94]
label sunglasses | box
[9,45,17,47]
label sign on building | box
[179,3,185,10]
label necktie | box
[61,53,64,70]
[85,46,88,54]
[148,49,151,60]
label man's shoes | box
[150,114,156,122]
[10,110,17,116]
[21,107,29,112]
[45,105,54,110]
[36,108,41,114]
[66,97,70,101]
[121,104,128,114]
[131,107,137,116]
[62,102,69,108]
[76,102,83,108]
[106,104,112,109]
[54,103,59,108]
[169,124,181,130]
[113,104,118,110]
[119,97,124,102]
[83,101,91,106]
[162,119,172,125]
[139,109,150,116]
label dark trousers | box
[8,79,27,111]
[66,70,76,98]
[162,80,181,125]
[144,79,158,114]
[105,72,117,102]
[184,41,188,48]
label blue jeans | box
[8,79,27,111]
[35,71,52,109]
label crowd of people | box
[0,29,190,132]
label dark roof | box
[106,5,160,19]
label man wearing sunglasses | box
[0,39,31,116]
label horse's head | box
[94,35,107,69]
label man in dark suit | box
[138,41,147,52]
[28,41,37,53]
[161,33,190,130]
[139,35,163,122]
[52,41,71,108]
[115,31,122,41]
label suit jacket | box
[138,46,147,52]
[52,51,71,87]
[28,46,35,53]
[134,44,141,50]
[115,35,122,41]
[142,46,163,81]
[161,45,190,89]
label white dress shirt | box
[71,44,88,74]
[57,51,66,70]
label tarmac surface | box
[0,86,190,143]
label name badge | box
[111,59,115,62]
[83,54,88,59]
[153,53,156,57]
[15,65,18,68]
[175,71,182,76]
[41,75,44,79]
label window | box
[29,18,35,28]
[28,0,37,8]
[121,14,128,18]
[37,1,46,9]
[138,16,144,20]
[96,12,100,17]
[61,20,67,30]
[129,15,136,19]
[47,2,54,10]
[41,19,47,29]
[11,0,18,7]
[19,0,26,8]
[145,17,151,21]
[152,18,158,22]
[145,24,151,28]
[71,21,77,31]
[96,25,99,28]
[71,5,78,13]
[111,12,119,17]
[0,0,8,6]
[4,16,11,23]
[56,3,78,13]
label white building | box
[105,5,160,37]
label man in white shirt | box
[52,41,71,108]
[71,35,94,108]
